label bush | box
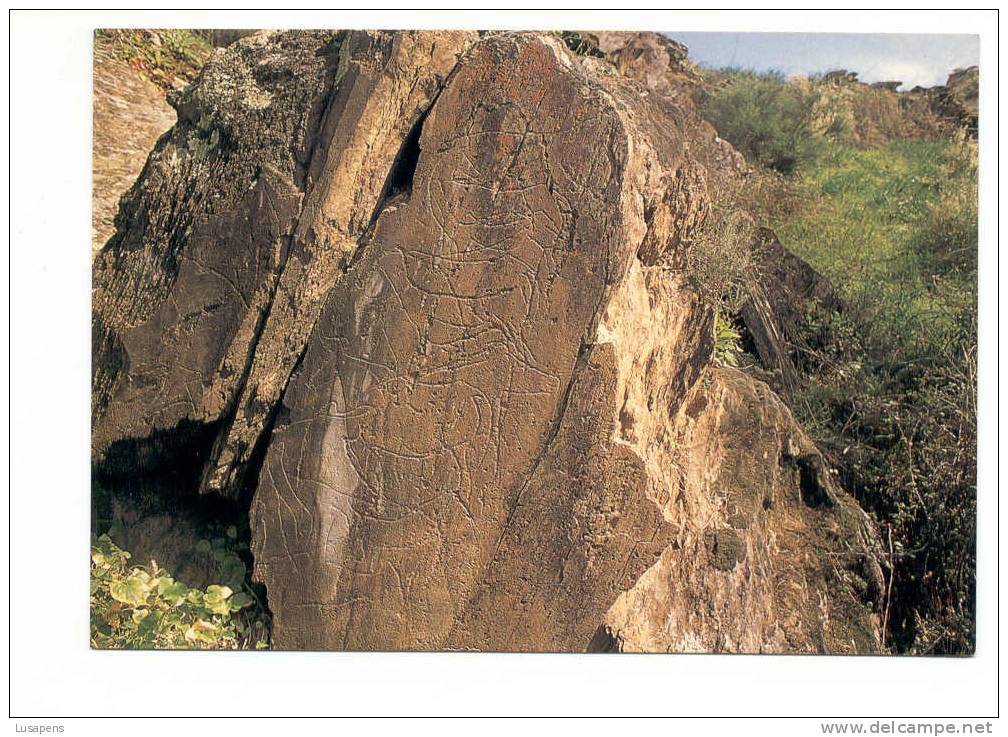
[776,134,977,654]
[90,534,269,649]
[679,188,758,311]
[713,310,743,367]
[791,299,975,654]
[699,70,820,173]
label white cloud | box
[670,32,979,91]
[852,59,947,89]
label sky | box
[666,32,979,90]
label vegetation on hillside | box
[699,70,821,173]
[698,69,978,654]
[94,29,212,91]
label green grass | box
[772,137,976,348]
[767,134,977,654]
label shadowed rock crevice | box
[786,450,836,509]
[94,419,223,512]
[92,418,263,592]
[587,623,623,653]
[379,107,426,206]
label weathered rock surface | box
[592,31,696,94]
[92,30,342,451]
[93,30,884,652]
[740,227,845,392]
[251,32,689,651]
[601,367,884,653]
[92,29,475,482]
[197,29,476,499]
[911,66,979,134]
[92,52,177,255]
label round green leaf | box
[204,585,233,615]
[109,574,150,607]
[228,592,255,611]
[220,555,246,590]
[156,577,190,606]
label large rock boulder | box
[601,367,884,653]
[93,30,883,652]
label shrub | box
[791,299,975,654]
[90,534,269,649]
[681,195,758,311]
[776,134,977,654]
[699,69,820,173]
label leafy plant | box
[90,535,268,650]
[713,311,743,367]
